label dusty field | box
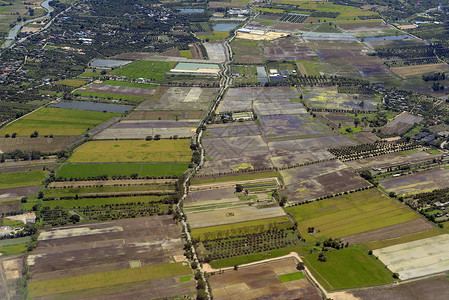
[344,148,439,170]
[126,110,204,120]
[281,160,371,202]
[204,122,261,139]
[0,136,77,152]
[342,219,435,245]
[204,42,227,62]
[0,255,23,300]
[185,188,239,207]
[391,63,449,77]
[264,36,318,61]
[28,216,194,299]
[217,87,306,115]
[351,277,449,300]
[186,205,287,228]
[382,111,423,134]
[0,186,39,199]
[231,39,264,64]
[77,83,156,97]
[273,22,307,32]
[0,163,56,174]
[136,87,218,112]
[209,258,321,300]
[374,234,449,280]
[94,120,198,139]
[380,168,449,196]
[110,52,156,60]
[236,31,289,41]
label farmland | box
[303,248,394,290]
[0,108,120,137]
[0,170,46,189]
[286,188,423,241]
[28,216,195,299]
[110,60,177,81]
[67,140,192,163]
[209,258,321,299]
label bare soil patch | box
[0,186,39,199]
[78,83,156,97]
[0,136,77,153]
[264,36,318,61]
[126,110,204,120]
[382,111,423,135]
[391,63,449,77]
[109,52,156,60]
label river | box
[2,0,54,49]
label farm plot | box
[339,21,397,38]
[201,135,273,174]
[0,186,39,200]
[186,205,287,228]
[0,170,46,189]
[303,248,394,291]
[280,160,371,202]
[204,122,261,139]
[0,256,24,300]
[110,60,176,81]
[303,86,379,111]
[57,162,189,179]
[126,110,204,120]
[231,39,264,64]
[0,108,120,137]
[169,62,220,75]
[345,147,440,170]
[185,188,240,207]
[264,36,318,61]
[350,277,449,300]
[374,234,449,280]
[28,216,195,299]
[258,114,334,141]
[67,139,192,163]
[380,168,449,196]
[203,42,227,62]
[136,87,218,112]
[217,87,306,115]
[75,83,155,99]
[382,111,423,135]
[94,120,198,139]
[209,258,321,300]
[391,63,449,78]
[50,100,132,113]
[286,188,421,241]
[0,136,77,152]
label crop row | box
[280,14,308,23]
[328,141,418,161]
[384,57,440,68]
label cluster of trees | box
[374,45,434,59]
[1,149,50,162]
[329,141,417,161]
[423,72,446,82]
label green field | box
[101,80,157,89]
[191,216,293,241]
[191,172,279,185]
[209,245,308,269]
[55,79,87,87]
[29,262,192,298]
[74,91,146,101]
[68,140,192,163]
[179,49,193,59]
[42,195,164,209]
[79,72,103,78]
[286,189,420,241]
[278,272,305,282]
[57,162,189,179]
[0,107,120,136]
[198,31,230,41]
[363,229,445,250]
[44,184,174,198]
[110,60,176,81]
[0,236,31,247]
[0,170,46,189]
[0,243,27,256]
[303,248,394,290]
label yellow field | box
[68,139,192,163]
[391,63,449,78]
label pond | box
[213,23,238,31]
[90,59,132,68]
[178,9,204,13]
[363,35,413,42]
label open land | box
[382,111,423,134]
[286,188,423,241]
[0,108,120,137]
[209,258,321,300]
[28,215,195,299]
[391,63,449,78]
[0,136,77,152]
[0,255,24,300]
[374,234,449,280]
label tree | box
[234,265,239,270]
[38,191,44,199]
[318,253,327,262]
[11,133,17,138]
[235,184,243,193]
[70,214,80,223]
[197,289,208,300]
[296,262,305,270]
[154,134,161,140]
[145,135,153,140]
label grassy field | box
[363,229,445,250]
[68,140,192,163]
[198,31,230,41]
[42,195,164,209]
[57,162,189,178]
[0,170,46,189]
[74,91,146,102]
[29,262,192,298]
[191,172,279,185]
[79,72,103,78]
[303,248,394,290]
[0,237,31,247]
[101,80,157,89]
[55,79,87,87]
[191,216,293,241]
[286,189,420,241]
[110,61,176,81]
[44,184,174,198]
[0,107,120,136]
[209,245,308,269]
[296,60,327,77]
[179,49,193,59]
[0,243,27,256]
